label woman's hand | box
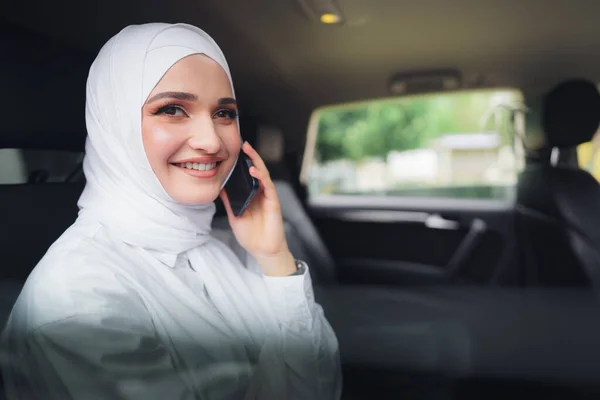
[220,142,297,276]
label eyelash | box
[153,104,238,120]
[214,109,239,120]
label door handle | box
[424,214,460,230]
[445,218,487,280]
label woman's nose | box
[187,116,221,154]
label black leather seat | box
[0,138,83,329]
[2,163,336,291]
[0,182,83,281]
[516,78,600,287]
[274,180,337,284]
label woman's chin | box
[167,185,222,206]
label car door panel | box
[308,196,515,286]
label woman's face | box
[142,54,241,205]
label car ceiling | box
[2,0,600,151]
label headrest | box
[542,79,600,148]
[239,116,259,147]
[0,26,89,152]
[256,125,284,162]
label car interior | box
[3,0,600,399]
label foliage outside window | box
[301,89,525,200]
[578,141,600,180]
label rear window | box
[301,89,525,201]
[0,149,83,184]
[578,137,600,180]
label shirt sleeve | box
[262,261,343,400]
[3,313,196,400]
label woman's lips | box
[171,162,220,178]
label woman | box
[1,23,341,399]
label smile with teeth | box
[176,162,218,171]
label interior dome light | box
[320,13,342,24]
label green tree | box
[316,101,429,162]
[315,90,522,163]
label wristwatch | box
[288,259,306,276]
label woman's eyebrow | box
[146,91,198,104]
[218,97,237,105]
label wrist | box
[255,250,297,277]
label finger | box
[250,167,275,194]
[242,142,271,180]
[247,156,274,189]
[249,168,269,195]
[219,190,237,220]
[249,166,276,198]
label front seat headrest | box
[542,79,600,149]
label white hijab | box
[78,22,235,253]
[77,23,285,398]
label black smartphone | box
[223,152,260,217]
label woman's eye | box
[214,109,238,120]
[157,105,187,117]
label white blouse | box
[1,219,342,399]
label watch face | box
[292,260,304,275]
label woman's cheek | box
[150,126,176,145]
[147,126,181,162]
[224,127,242,154]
